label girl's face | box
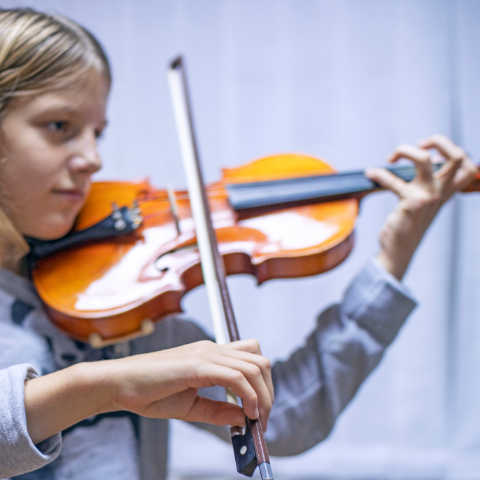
[0,70,109,240]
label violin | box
[30,153,480,347]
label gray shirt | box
[0,259,416,479]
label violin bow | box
[168,56,274,480]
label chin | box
[25,218,76,240]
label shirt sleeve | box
[136,258,417,454]
[0,364,62,478]
[264,258,417,455]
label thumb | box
[182,396,247,427]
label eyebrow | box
[32,106,108,127]
[32,96,94,115]
[36,106,79,115]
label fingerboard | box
[227,164,439,215]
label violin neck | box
[228,164,422,217]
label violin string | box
[136,174,338,204]
[135,165,417,210]
[129,166,420,224]
[136,188,230,206]
[142,172,361,204]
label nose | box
[68,128,102,174]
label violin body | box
[32,154,358,345]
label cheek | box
[0,141,63,195]
[0,152,63,233]
[0,156,48,204]
[4,121,62,163]
[0,158,76,239]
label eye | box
[47,120,69,133]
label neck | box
[226,164,450,218]
[226,164,421,218]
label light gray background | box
[2,1,480,479]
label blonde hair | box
[0,8,111,268]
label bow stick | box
[168,56,274,480]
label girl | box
[0,8,273,479]
[0,7,476,480]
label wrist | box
[376,249,410,281]
[377,223,421,281]
[24,361,118,445]
[71,361,118,414]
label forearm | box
[375,198,440,281]
[265,259,417,455]
[25,339,274,446]
[375,221,422,281]
[24,362,114,445]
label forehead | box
[6,71,110,120]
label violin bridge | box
[167,184,181,235]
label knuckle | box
[450,147,465,162]
[396,143,410,153]
[430,133,445,142]
[259,356,271,372]
[231,370,244,383]
[247,364,261,378]
[421,189,440,203]
[418,151,431,162]
[193,341,209,354]
[189,345,202,359]
[190,340,215,360]
[408,191,439,210]
[248,391,258,403]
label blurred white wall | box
[4,0,480,478]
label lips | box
[52,188,86,202]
